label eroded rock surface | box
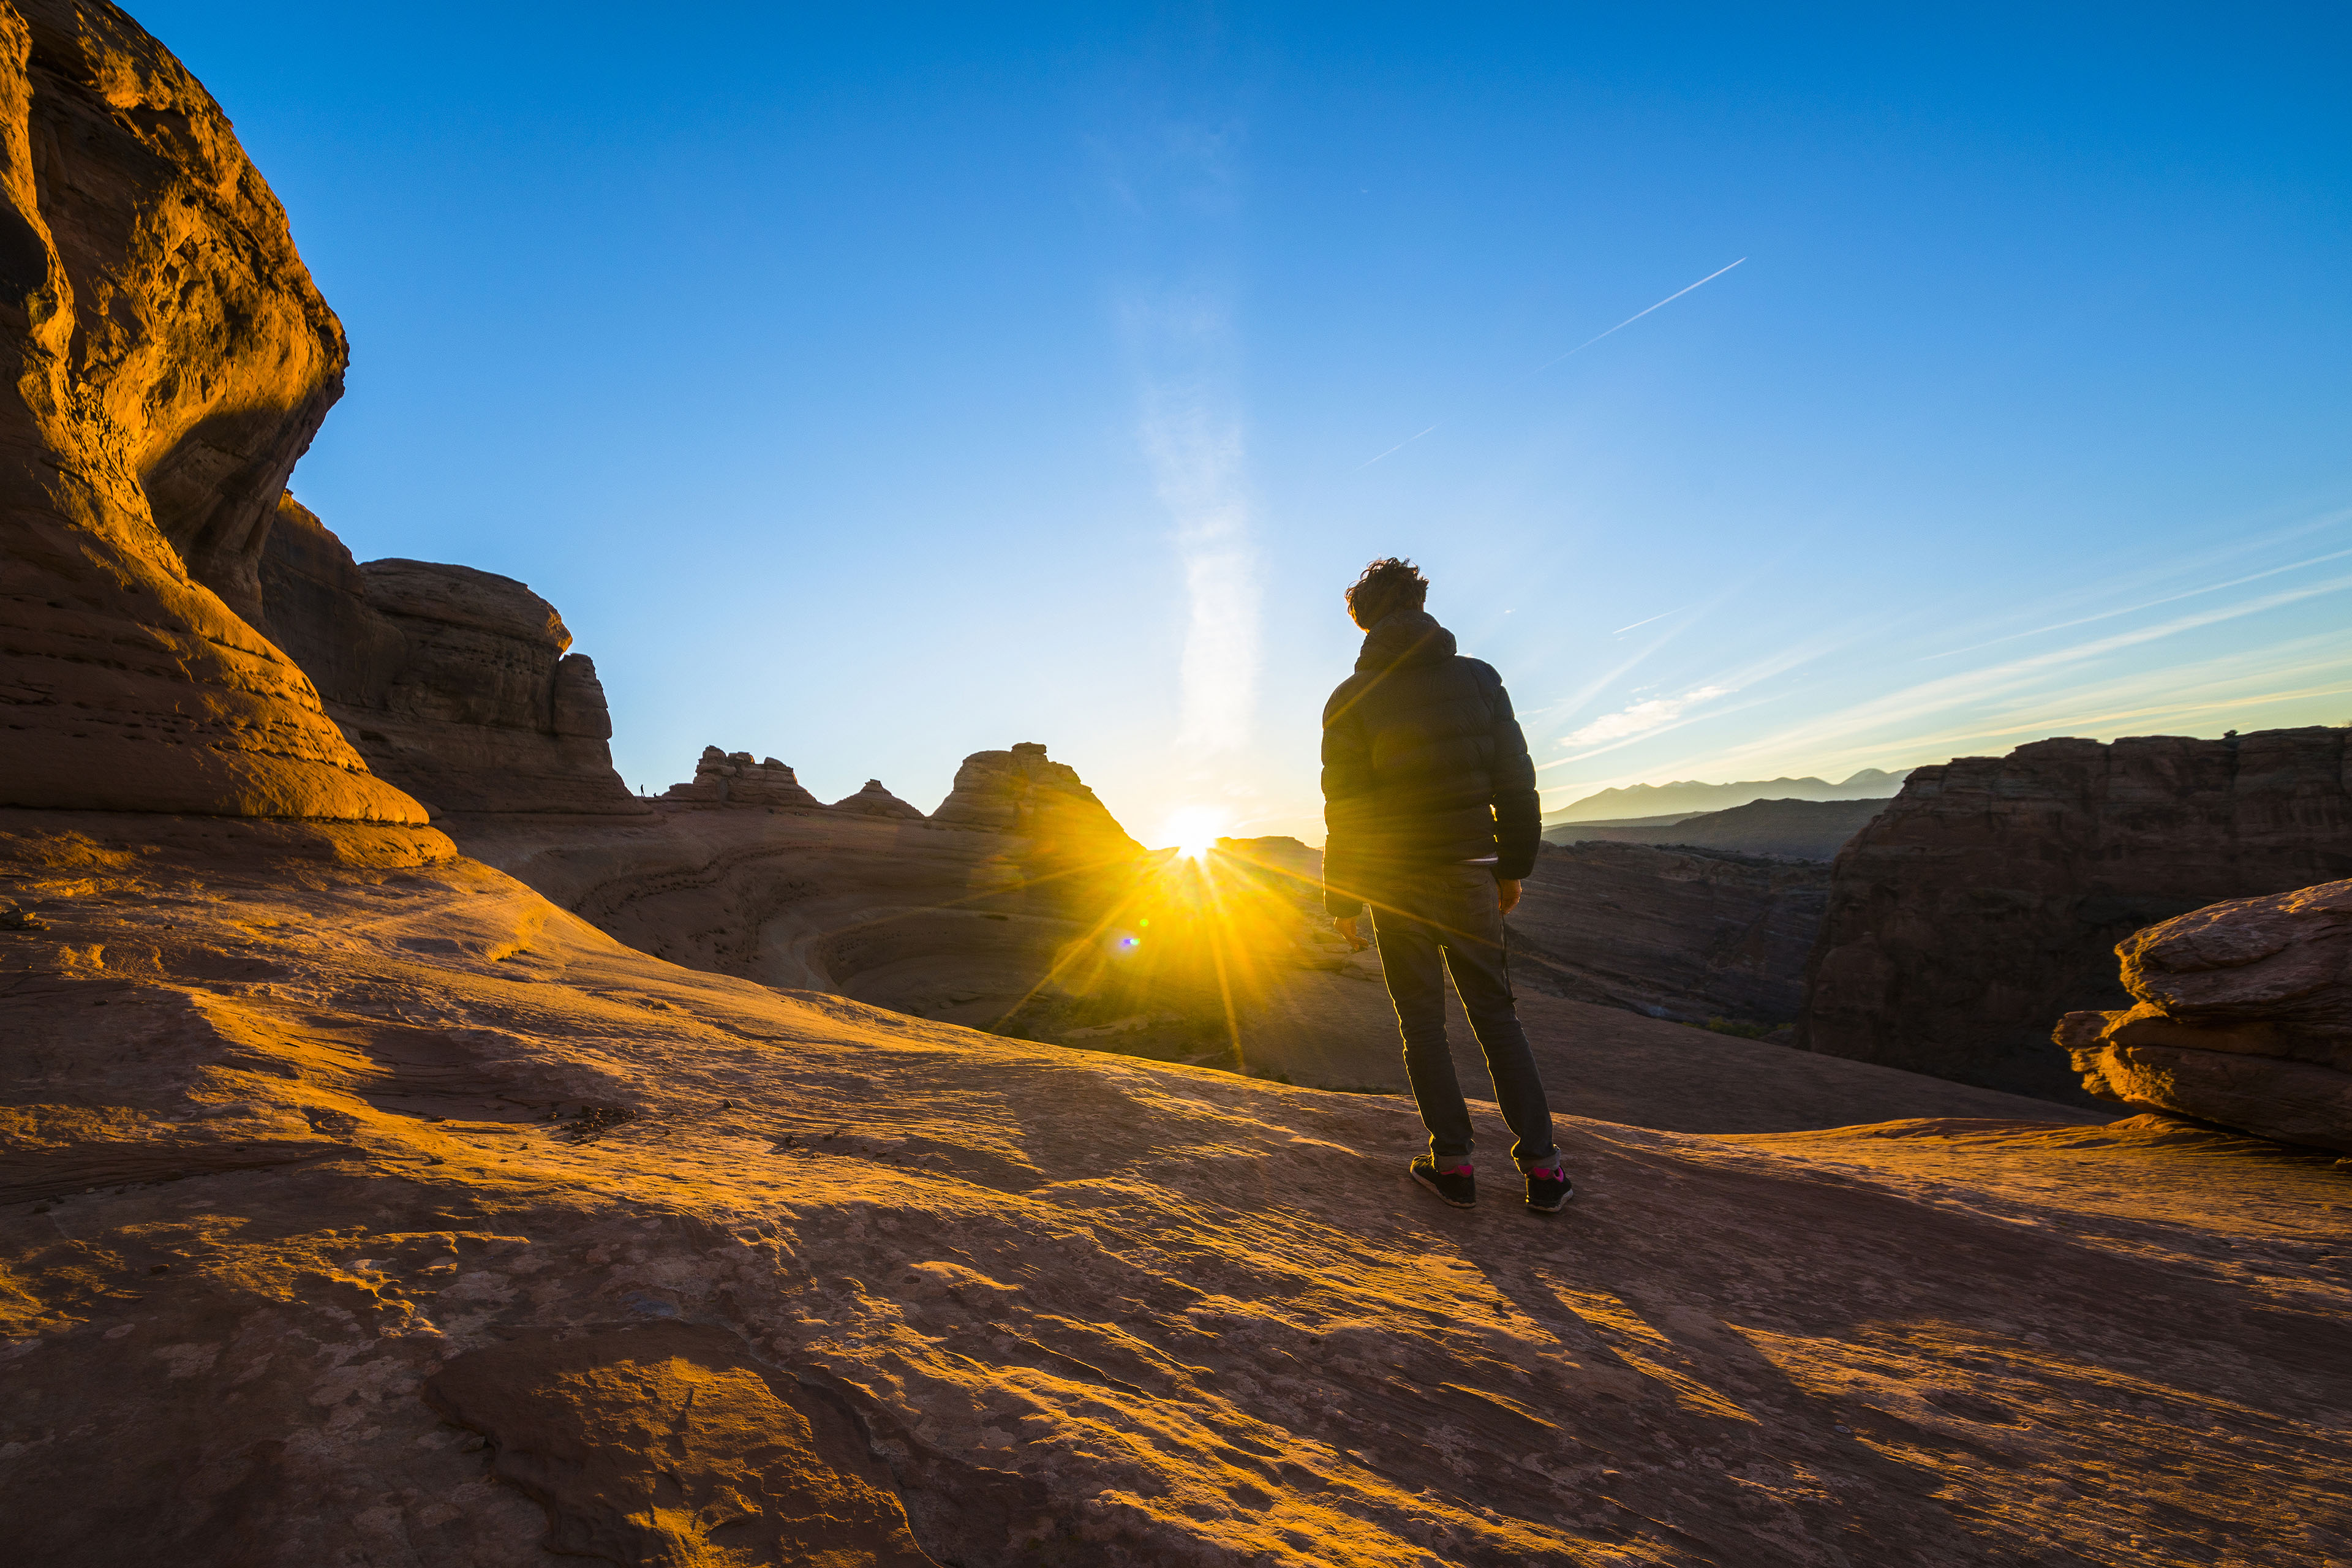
[1800,729,2352,1101]
[0,810,2342,1566]
[2057,878,2352,1153]
[0,2,421,823]
[255,499,643,817]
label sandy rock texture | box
[255,497,644,817]
[1510,842,1830,1030]
[0,1,423,824]
[1799,729,2352,1102]
[0,809,2345,1566]
[2057,878,2352,1153]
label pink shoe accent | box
[1436,1161,1474,1175]
[1528,1166,1564,1180]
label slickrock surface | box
[1545,798,1891,862]
[0,2,421,824]
[257,500,643,817]
[2057,878,2352,1153]
[662,748,823,809]
[1509,842,1830,1028]
[1,810,2345,1566]
[834,780,927,820]
[1800,729,2352,1103]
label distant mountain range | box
[1543,796,1894,860]
[1545,768,1908,825]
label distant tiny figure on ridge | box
[1320,558,1569,1213]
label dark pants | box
[1369,864,1558,1170]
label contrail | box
[1511,257,1747,384]
[1359,257,1749,468]
[1610,606,1684,636]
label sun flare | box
[1158,806,1229,861]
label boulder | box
[2056,878,2352,1152]
[255,501,643,816]
[0,2,422,823]
[832,779,924,819]
[661,747,821,808]
[1798,729,2352,1101]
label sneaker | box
[1409,1155,1476,1208]
[1524,1164,1574,1213]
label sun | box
[1158,806,1229,861]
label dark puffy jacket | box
[1320,609,1540,916]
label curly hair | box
[1344,557,1430,630]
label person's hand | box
[1335,914,1369,951]
[1496,878,1521,914]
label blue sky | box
[143,3,2352,846]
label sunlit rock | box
[2057,877,2352,1152]
[0,3,422,823]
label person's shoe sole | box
[1411,1167,1476,1208]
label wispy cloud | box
[1139,342,1259,755]
[1561,684,1732,747]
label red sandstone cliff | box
[0,1,421,822]
[1798,728,2352,1100]
[255,497,643,816]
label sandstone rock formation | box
[1800,728,2352,1101]
[931,742,1140,862]
[661,747,822,808]
[2056,878,2352,1153]
[1545,796,1891,861]
[1509,840,1830,1027]
[1,809,2343,1566]
[255,497,642,816]
[832,779,925,818]
[0,2,421,823]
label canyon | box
[0,4,2345,1565]
[1798,729,2352,1103]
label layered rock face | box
[1800,729,2352,1101]
[1509,841,1830,1027]
[2057,879,2352,1153]
[255,498,641,816]
[660,747,821,807]
[0,2,421,823]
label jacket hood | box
[1354,608,1457,673]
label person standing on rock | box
[1321,557,1570,1213]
